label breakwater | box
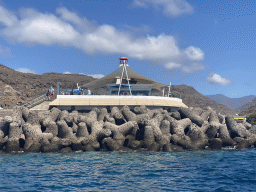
[0,106,256,153]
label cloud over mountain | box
[206,73,232,86]
[16,68,38,74]
[63,71,104,79]
[63,71,71,74]
[87,74,105,79]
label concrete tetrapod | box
[1,106,256,153]
[23,111,53,152]
[179,107,204,127]
[5,107,27,152]
[226,115,251,139]
[102,121,137,150]
[110,107,126,124]
[121,106,137,122]
[185,123,208,150]
[0,116,12,138]
[43,107,61,127]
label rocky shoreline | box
[0,106,256,153]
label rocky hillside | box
[170,85,236,115]
[0,64,95,109]
[239,104,256,125]
[239,103,256,116]
[236,97,256,113]
[206,94,256,110]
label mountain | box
[0,64,96,109]
[239,103,256,125]
[205,94,256,110]
[171,85,235,115]
[239,103,256,116]
[238,97,256,115]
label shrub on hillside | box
[246,113,256,125]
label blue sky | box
[0,0,255,98]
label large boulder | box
[226,115,251,139]
[179,107,204,127]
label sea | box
[0,148,256,192]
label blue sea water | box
[0,149,256,192]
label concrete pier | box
[49,95,187,112]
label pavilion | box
[49,57,187,111]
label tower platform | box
[49,95,187,112]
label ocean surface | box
[0,148,256,192]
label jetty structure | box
[49,57,187,111]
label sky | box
[0,0,256,98]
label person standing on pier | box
[87,89,91,95]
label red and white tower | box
[119,57,129,67]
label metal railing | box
[57,88,182,99]
[166,91,182,99]
[19,94,49,109]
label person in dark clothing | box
[46,90,50,100]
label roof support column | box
[118,64,125,96]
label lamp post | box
[168,82,171,97]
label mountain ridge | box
[172,86,235,115]
[238,97,256,116]
[206,94,256,111]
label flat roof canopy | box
[49,95,187,108]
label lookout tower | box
[119,57,128,67]
[117,57,131,95]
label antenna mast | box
[118,57,132,96]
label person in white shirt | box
[49,86,54,92]
[49,86,54,99]
[87,89,91,95]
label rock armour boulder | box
[1,106,256,153]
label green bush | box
[247,113,256,125]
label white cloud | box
[0,5,204,75]
[0,6,18,27]
[206,73,232,86]
[133,0,148,8]
[87,74,105,79]
[132,0,194,17]
[16,68,38,74]
[0,6,80,46]
[122,24,152,36]
[184,46,204,61]
[63,71,71,74]
[164,62,205,74]
[181,63,206,74]
[0,44,14,59]
[164,62,181,70]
